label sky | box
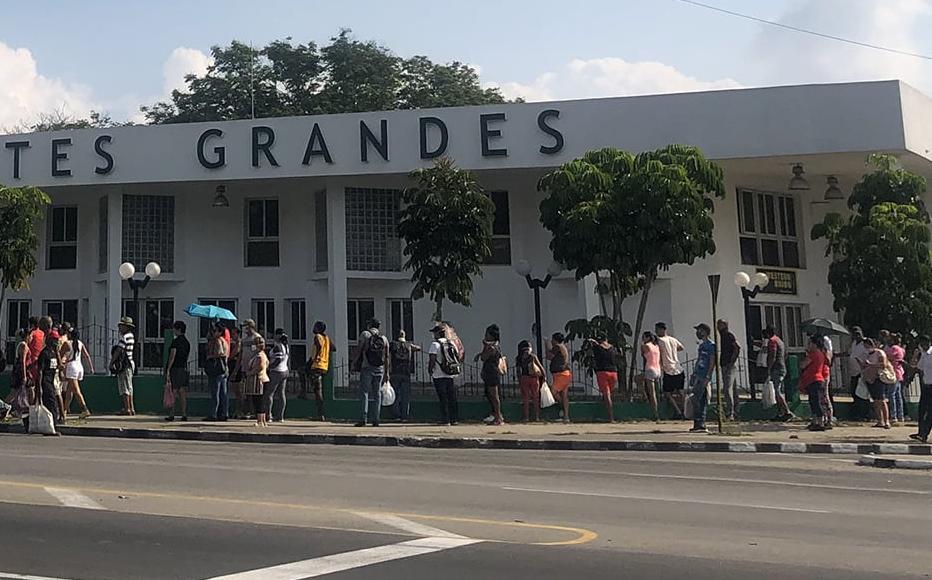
[2,0,932,127]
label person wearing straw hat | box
[112,316,136,416]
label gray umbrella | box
[801,318,850,336]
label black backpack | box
[438,340,462,375]
[109,345,129,375]
[365,333,386,367]
[390,341,411,371]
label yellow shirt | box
[311,333,331,371]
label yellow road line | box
[0,479,597,546]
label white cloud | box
[751,0,932,91]
[162,46,212,95]
[488,57,741,102]
[0,40,96,129]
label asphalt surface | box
[0,435,929,579]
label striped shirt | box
[119,332,135,370]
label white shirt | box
[429,338,457,378]
[656,335,684,375]
[849,341,868,377]
[918,347,932,384]
[822,336,833,356]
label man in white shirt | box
[655,322,686,420]
[428,323,461,426]
[847,326,870,421]
[910,335,932,443]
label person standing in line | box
[234,319,260,419]
[353,318,390,427]
[846,326,870,421]
[820,334,835,428]
[859,338,892,429]
[48,328,67,423]
[60,323,93,419]
[228,326,243,418]
[547,332,573,424]
[306,321,334,421]
[164,321,191,422]
[5,329,29,419]
[515,340,543,423]
[429,323,461,426]
[655,322,686,420]
[884,333,906,425]
[909,335,932,443]
[266,329,290,422]
[716,320,741,421]
[689,324,716,434]
[390,329,420,423]
[36,332,62,432]
[476,325,505,426]
[764,326,795,422]
[800,335,829,431]
[25,317,48,396]
[112,317,136,416]
[588,335,618,423]
[640,331,661,422]
[245,335,270,427]
[204,323,229,421]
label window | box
[347,299,375,342]
[5,300,29,363]
[288,299,307,368]
[315,190,328,272]
[252,299,276,338]
[738,190,802,269]
[485,190,511,265]
[345,187,401,272]
[47,206,77,270]
[749,302,808,350]
[245,199,280,267]
[43,300,78,327]
[196,299,236,368]
[123,195,174,272]
[98,196,108,273]
[388,298,414,341]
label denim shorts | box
[770,369,786,395]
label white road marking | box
[205,536,481,580]
[0,573,73,580]
[43,487,104,510]
[613,471,932,496]
[354,512,467,539]
[501,486,831,514]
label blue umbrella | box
[184,303,237,321]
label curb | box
[858,455,932,470]
[3,424,932,455]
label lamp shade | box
[145,262,162,278]
[118,262,135,280]
[547,260,565,278]
[752,272,770,289]
[734,271,751,288]
[788,163,810,191]
[212,185,230,208]
[514,259,533,277]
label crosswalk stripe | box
[353,512,467,539]
[43,487,105,510]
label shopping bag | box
[380,381,396,407]
[761,379,776,409]
[162,383,175,409]
[855,377,871,401]
[28,405,56,435]
[12,387,30,415]
[684,394,695,420]
[539,381,556,408]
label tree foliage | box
[539,145,725,388]
[5,109,129,134]
[0,184,50,339]
[142,30,512,124]
[398,157,495,321]
[812,154,932,336]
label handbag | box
[539,381,556,408]
[879,363,896,385]
[162,382,175,409]
[761,379,777,409]
[380,380,396,406]
[28,404,56,435]
[204,356,228,377]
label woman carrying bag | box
[515,340,544,423]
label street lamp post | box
[515,259,564,358]
[734,271,770,400]
[119,261,161,366]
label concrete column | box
[325,179,349,371]
[106,189,124,343]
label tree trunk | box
[433,297,443,323]
[628,272,655,392]
[596,273,609,317]
[0,284,6,357]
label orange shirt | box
[26,329,45,366]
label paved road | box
[0,436,929,579]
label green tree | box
[0,184,51,342]
[5,109,128,133]
[142,30,512,123]
[538,145,725,388]
[812,154,932,336]
[398,157,494,321]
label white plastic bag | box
[761,379,777,409]
[380,381,396,407]
[684,394,695,420]
[855,377,871,401]
[28,404,56,435]
[539,381,556,408]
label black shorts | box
[662,372,685,393]
[169,368,189,389]
[867,380,888,402]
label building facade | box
[3,80,932,382]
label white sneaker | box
[483,414,495,424]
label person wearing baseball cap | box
[688,323,715,433]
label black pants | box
[849,375,870,421]
[919,385,932,440]
[433,377,458,424]
[308,369,326,418]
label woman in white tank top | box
[60,324,93,418]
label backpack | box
[390,341,412,372]
[109,345,129,375]
[365,332,386,367]
[438,339,462,375]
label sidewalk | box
[2,415,930,455]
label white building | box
[3,80,932,373]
